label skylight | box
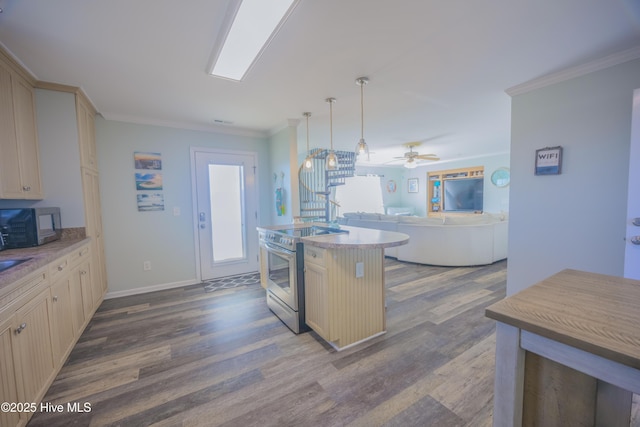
[209,0,299,81]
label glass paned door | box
[194,149,258,280]
[209,164,245,262]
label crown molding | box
[268,119,300,137]
[506,45,640,97]
[100,112,269,139]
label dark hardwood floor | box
[26,258,639,427]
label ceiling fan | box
[392,142,440,168]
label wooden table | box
[486,269,640,427]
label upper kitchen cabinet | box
[0,52,43,200]
[76,94,98,171]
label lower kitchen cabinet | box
[304,245,387,351]
[0,317,23,427]
[0,241,101,426]
[50,275,76,362]
[13,287,57,407]
[303,260,331,341]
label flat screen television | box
[443,178,483,212]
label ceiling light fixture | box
[404,158,417,169]
[355,77,370,161]
[208,0,299,81]
[326,98,338,170]
[302,112,313,171]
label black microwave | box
[0,207,62,248]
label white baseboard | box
[104,279,200,299]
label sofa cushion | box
[442,215,493,225]
[386,206,415,216]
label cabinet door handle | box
[58,265,64,271]
[53,295,58,302]
[631,236,640,245]
[15,323,27,334]
[80,270,87,275]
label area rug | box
[203,272,261,293]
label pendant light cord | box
[306,113,310,152]
[360,82,364,140]
[329,100,334,150]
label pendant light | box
[326,97,337,170]
[302,112,313,171]
[355,76,370,161]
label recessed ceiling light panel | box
[208,0,299,81]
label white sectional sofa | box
[337,212,508,266]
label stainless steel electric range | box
[258,225,347,333]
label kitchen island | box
[486,269,640,427]
[301,225,409,350]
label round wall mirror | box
[491,168,510,187]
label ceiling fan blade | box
[415,154,440,160]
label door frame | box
[624,88,640,280]
[190,146,260,282]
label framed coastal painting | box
[408,178,418,193]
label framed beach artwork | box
[134,151,164,211]
[134,151,162,170]
[137,192,164,212]
[135,172,163,190]
[408,178,419,193]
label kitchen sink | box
[0,258,32,273]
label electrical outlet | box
[356,262,364,278]
[143,261,151,271]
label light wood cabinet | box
[303,259,331,340]
[76,94,98,171]
[70,254,93,330]
[77,91,107,304]
[0,241,96,425]
[0,59,43,199]
[13,288,56,405]
[259,245,268,289]
[0,317,23,427]
[82,168,107,304]
[304,245,386,350]
[50,271,76,362]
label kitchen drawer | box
[48,255,70,282]
[304,246,326,267]
[0,268,47,321]
[68,244,90,267]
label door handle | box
[199,212,206,222]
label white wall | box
[95,118,271,296]
[0,89,85,228]
[507,57,640,296]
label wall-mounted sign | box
[535,146,562,175]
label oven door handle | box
[263,242,295,257]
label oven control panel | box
[259,230,296,251]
